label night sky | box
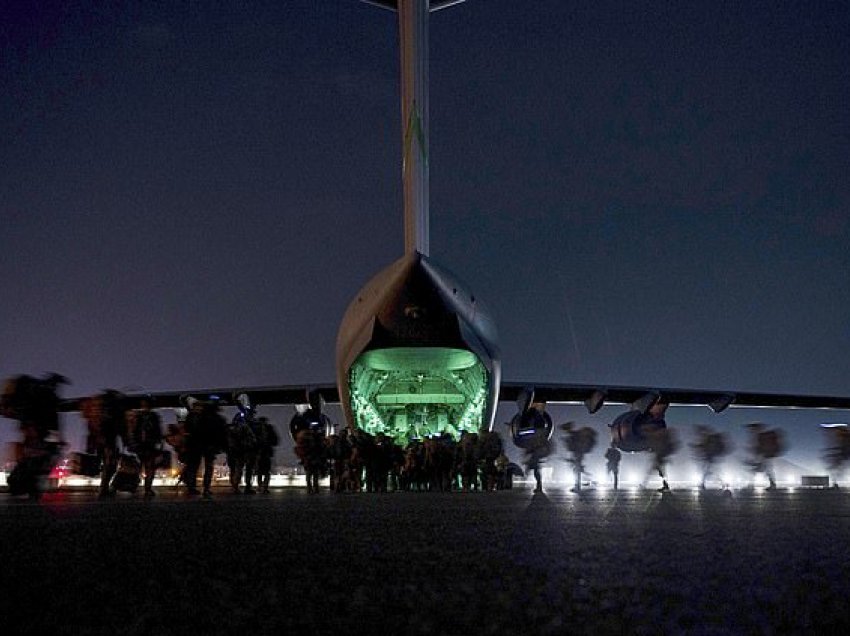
[2,1,848,471]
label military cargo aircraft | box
[55,1,850,455]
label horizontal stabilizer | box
[361,0,465,12]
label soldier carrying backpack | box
[126,396,163,497]
[226,407,259,494]
[81,389,127,499]
[1,373,67,500]
[254,416,279,494]
[183,397,226,498]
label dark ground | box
[2,486,850,635]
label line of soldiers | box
[294,428,515,494]
[512,412,850,494]
[556,420,812,492]
[6,374,850,499]
[73,391,279,499]
[565,421,786,492]
[160,397,279,497]
[80,390,164,497]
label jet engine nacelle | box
[609,409,666,453]
[510,408,554,450]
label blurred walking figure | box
[295,428,326,494]
[327,431,353,492]
[347,428,366,492]
[126,396,163,497]
[746,422,785,490]
[494,452,510,490]
[369,432,393,493]
[643,402,677,491]
[691,425,731,490]
[456,431,480,491]
[423,434,454,492]
[183,397,226,498]
[1,373,67,500]
[478,430,504,491]
[561,422,597,493]
[290,398,332,493]
[604,443,622,490]
[225,399,258,494]
[81,389,126,499]
[523,425,552,494]
[164,410,189,485]
[254,416,279,493]
[399,439,423,491]
[822,424,850,488]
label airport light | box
[625,473,641,486]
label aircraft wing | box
[58,385,340,413]
[498,382,850,415]
[59,381,850,415]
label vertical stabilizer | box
[363,0,465,256]
[399,0,430,256]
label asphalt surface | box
[2,485,850,635]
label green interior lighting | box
[349,347,489,444]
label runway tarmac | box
[2,486,849,635]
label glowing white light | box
[63,476,97,487]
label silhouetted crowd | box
[1,374,520,500]
[4,373,850,501]
[297,428,513,495]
